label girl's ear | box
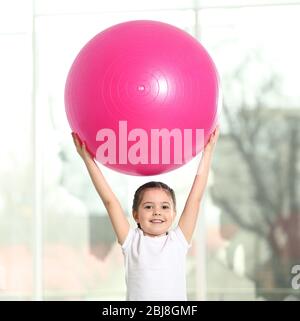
[133,210,139,222]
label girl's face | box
[133,188,176,237]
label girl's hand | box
[71,132,94,162]
[204,125,220,155]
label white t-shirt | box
[121,225,192,301]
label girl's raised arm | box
[178,126,219,243]
[72,133,130,245]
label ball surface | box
[65,20,219,175]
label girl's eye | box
[162,205,170,210]
[145,205,152,209]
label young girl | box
[72,127,219,300]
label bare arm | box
[72,133,130,245]
[178,126,219,243]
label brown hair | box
[132,181,176,229]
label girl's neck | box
[141,230,168,237]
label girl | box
[72,126,219,300]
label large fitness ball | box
[65,20,219,176]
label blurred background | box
[0,0,300,300]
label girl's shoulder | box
[169,225,192,250]
[120,226,139,251]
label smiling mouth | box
[150,219,165,224]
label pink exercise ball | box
[65,20,219,176]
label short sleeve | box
[121,228,135,253]
[173,225,192,251]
